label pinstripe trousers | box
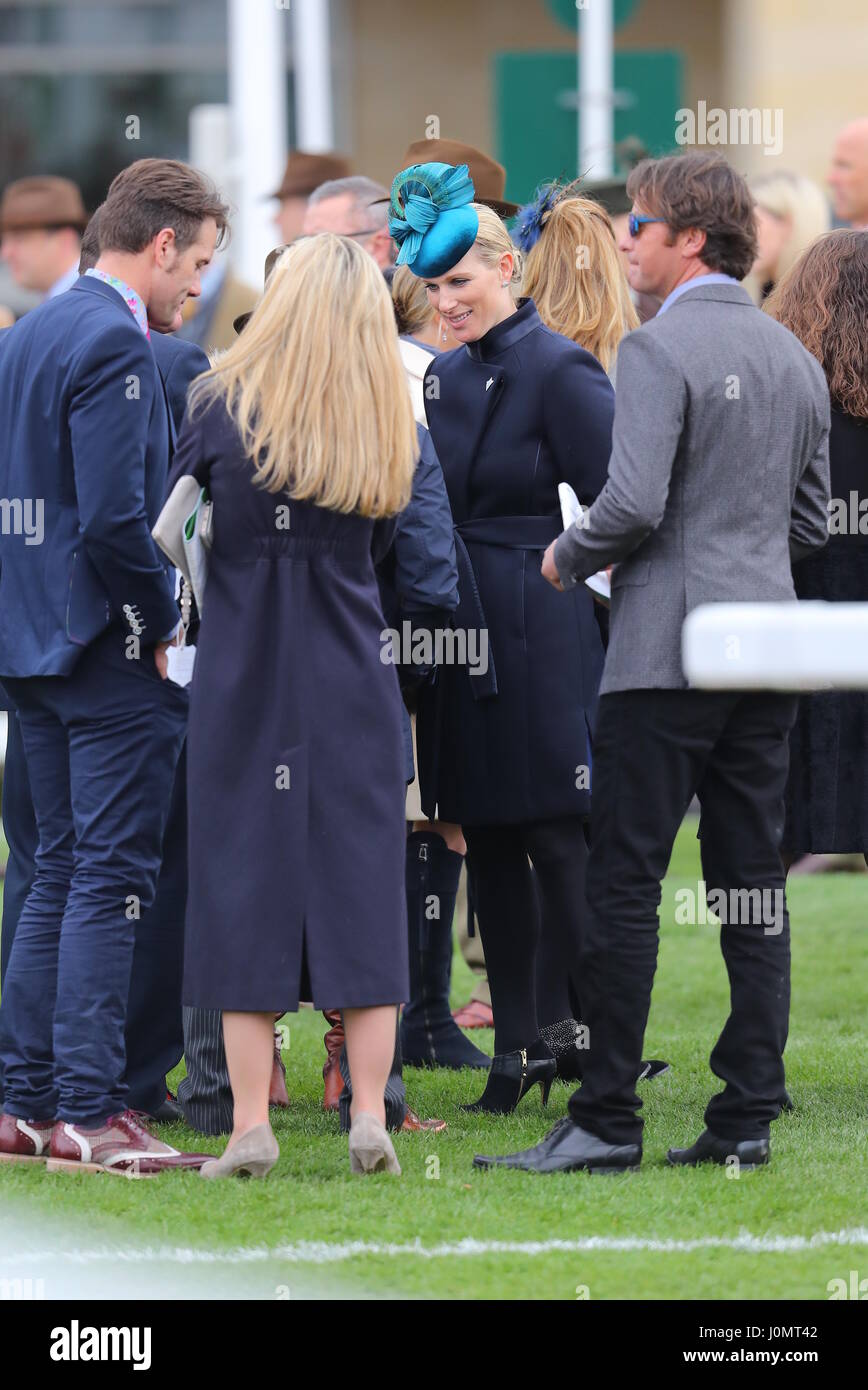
[178,1007,407,1135]
[177,1007,234,1135]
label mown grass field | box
[0,816,866,1301]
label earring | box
[440,319,448,342]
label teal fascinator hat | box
[389,162,479,278]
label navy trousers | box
[0,708,37,991]
[0,635,187,1125]
[0,710,188,1115]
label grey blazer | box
[554,282,831,693]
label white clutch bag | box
[558,483,611,605]
[153,475,213,616]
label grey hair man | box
[303,176,395,268]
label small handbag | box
[153,474,213,615]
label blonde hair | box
[471,202,523,288]
[190,234,416,517]
[521,191,638,373]
[746,170,831,301]
[391,263,434,336]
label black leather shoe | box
[638,1059,671,1081]
[473,1117,641,1174]
[667,1128,769,1168]
[137,1091,183,1124]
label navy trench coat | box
[417,298,615,825]
[171,394,409,1012]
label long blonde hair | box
[521,189,637,372]
[745,170,831,303]
[190,234,417,517]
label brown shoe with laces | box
[46,1110,212,1178]
[0,1112,55,1164]
[401,1108,447,1133]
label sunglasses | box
[627,214,666,237]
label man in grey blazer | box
[474,151,830,1175]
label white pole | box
[227,0,288,289]
[291,0,334,151]
[578,0,614,179]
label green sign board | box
[546,0,642,30]
[495,49,683,207]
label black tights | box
[463,818,589,1054]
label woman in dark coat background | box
[389,163,615,1112]
[169,234,419,1178]
[766,230,868,863]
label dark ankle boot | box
[400,832,491,1070]
[461,1038,556,1115]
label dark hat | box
[269,151,352,202]
[233,244,288,335]
[386,139,518,217]
[0,176,88,233]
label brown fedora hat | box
[0,176,88,233]
[269,151,353,202]
[388,138,518,217]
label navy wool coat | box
[170,393,409,1012]
[418,298,615,825]
[377,423,459,781]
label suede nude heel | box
[199,1122,279,1179]
[348,1111,401,1175]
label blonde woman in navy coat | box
[390,163,614,1112]
[171,235,418,1177]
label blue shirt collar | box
[656,272,740,316]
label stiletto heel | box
[540,1076,553,1107]
[199,1122,279,1180]
[348,1111,401,1175]
[461,1042,557,1116]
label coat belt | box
[452,514,561,701]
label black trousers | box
[463,818,588,1054]
[569,688,798,1147]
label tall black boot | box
[400,831,491,1070]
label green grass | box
[0,816,866,1300]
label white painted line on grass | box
[5,1228,868,1266]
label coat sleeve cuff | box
[554,529,582,591]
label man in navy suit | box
[0,210,210,1123]
[0,159,228,1175]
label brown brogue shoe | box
[401,1108,447,1133]
[47,1110,213,1178]
[0,1112,54,1164]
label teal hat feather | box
[389,162,479,278]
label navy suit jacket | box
[150,331,209,436]
[0,275,181,677]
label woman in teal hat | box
[391,161,620,1113]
